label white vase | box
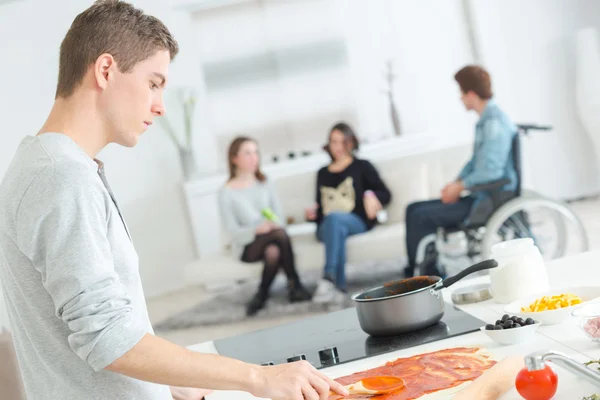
[575,27,600,180]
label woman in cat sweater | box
[306,122,392,303]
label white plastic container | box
[489,238,550,304]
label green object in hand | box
[261,208,279,222]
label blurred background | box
[1,0,599,338]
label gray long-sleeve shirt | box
[218,181,285,259]
[0,133,171,399]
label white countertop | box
[190,250,600,399]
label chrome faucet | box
[525,350,600,387]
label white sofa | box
[184,144,472,288]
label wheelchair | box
[415,124,589,276]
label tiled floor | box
[147,197,600,348]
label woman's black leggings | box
[241,228,300,295]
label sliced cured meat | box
[329,347,496,400]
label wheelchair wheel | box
[480,196,588,260]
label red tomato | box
[515,365,558,400]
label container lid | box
[491,238,535,258]
[451,283,493,305]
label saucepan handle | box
[436,259,498,290]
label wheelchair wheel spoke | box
[511,214,534,239]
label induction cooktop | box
[214,303,486,369]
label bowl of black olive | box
[480,314,541,345]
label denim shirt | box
[458,99,517,194]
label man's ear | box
[94,53,116,91]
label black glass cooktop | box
[214,303,485,369]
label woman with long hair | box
[219,136,311,316]
[306,122,392,303]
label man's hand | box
[106,334,349,399]
[363,191,383,220]
[251,361,348,400]
[441,183,450,202]
[441,181,464,204]
[170,386,213,400]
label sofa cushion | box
[374,160,430,223]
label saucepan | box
[351,259,498,336]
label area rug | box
[154,258,407,331]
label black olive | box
[526,318,535,325]
[494,325,504,330]
[502,314,510,322]
[495,320,503,325]
[517,318,525,325]
[510,316,519,322]
[485,324,495,330]
[503,320,514,329]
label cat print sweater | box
[315,158,392,229]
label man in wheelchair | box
[404,65,518,278]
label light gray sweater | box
[218,180,285,259]
[0,133,171,400]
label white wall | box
[192,0,358,166]
[191,0,477,168]
[469,0,600,199]
[340,0,476,146]
[571,0,600,31]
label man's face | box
[100,50,171,147]
[460,90,476,111]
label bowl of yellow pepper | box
[504,287,600,325]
